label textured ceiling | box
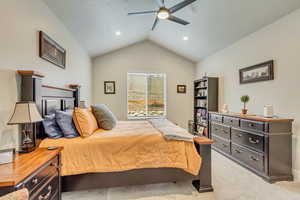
[44,0,300,61]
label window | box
[127,73,166,118]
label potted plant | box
[240,95,250,115]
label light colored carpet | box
[62,151,300,200]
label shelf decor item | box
[39,31,66,69]
[104,81,116,94]
[193,77,218,138]
[7,102,43,153]
[239,60,274,84]
[240,95,250,115]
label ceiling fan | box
[128,0,197,30]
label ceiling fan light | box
[157,10,170,19]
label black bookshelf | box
[194,77,218,138]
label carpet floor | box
[62,151,300,200]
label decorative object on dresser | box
[239,60,274,84]
[104,81,116,94]
[0,149,15,165]
[39,31,66,69]
[194,77,218,137]
[177,85,186,93]
[222,104,229,113]
[7,102,43,153]
[0,147,63,200]
[240,95,250,115]
[264,105,274,118]
[209,112,294,183]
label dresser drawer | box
[223,116,239,127]
[212,136,231,155]
[210,114,223,123]
[231,128,264,152]
[240,119,264,132]
[31,175,59,200]
[232,144,264,172]
[211,123,230,140]
[24,156,58,194]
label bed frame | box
[17,70,213,193]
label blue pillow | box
[42,114,63,139]
[55,110,79,138]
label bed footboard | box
[192,137,214,193]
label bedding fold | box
[148,119,194,142]
[39,121,201,176]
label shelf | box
[195,106,207,109]
[195,96,207,99]
[195,87,207,90]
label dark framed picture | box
[239,60,274,84]
[39,31,66,69]
[104,81,116,94]
[177,85,186,93]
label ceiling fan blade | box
[152,17,159,31]
[168,15,190,25]
[128,10,157,15]
[156,0,165,7]
[169,0,197,13]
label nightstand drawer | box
[240,119,264,132]
[24,156,58,194]
[211,123,230,140]
[232,144,264,172]
[31,175,59,200]
[231,128,264,152]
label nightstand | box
[0,147,63,200]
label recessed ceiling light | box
[115,31,121,36]
[183,36,189,41]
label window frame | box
[127,72,167,120]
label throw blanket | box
[148,119,194,142]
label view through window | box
[127,73,166,118]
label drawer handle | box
[249,156,259,162]
[223,130,228,134]
[249,137,260,144]
[237,134,243,137]
[235,149,242,154]
[32,178,38,185]
[38,185,52,200]
[248,123,254,127]
[222,144,228,148]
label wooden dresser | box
[0,148,63,200]
[209,112,293,183]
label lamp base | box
[18,146,36,154]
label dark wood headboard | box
[18,70,80,142]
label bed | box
[18,70,213,193]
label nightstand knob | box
[32,178,38,185]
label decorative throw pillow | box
[91,104,117,130]
[55,110,79,138]
[42,114,63,139]
[73,108,98,137]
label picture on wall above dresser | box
[239,60,274,84]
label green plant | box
[240,95,250,110]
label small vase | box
[242,109,248,115]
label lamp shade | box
[7,102,43,125]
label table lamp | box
[7,102,43,153]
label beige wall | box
[93,40,196,129]
[0,0,92,149]
[196,8,300,179]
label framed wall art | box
[104,81,116,94]
[239,60,274,84]
[177,85,186,93]
[39,31,66,69]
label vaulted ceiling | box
[44,0,300,61]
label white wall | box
[196,8,300,179]
[93,40,196,129]
[0,0,92,149]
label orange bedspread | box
[39,121,201,176]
